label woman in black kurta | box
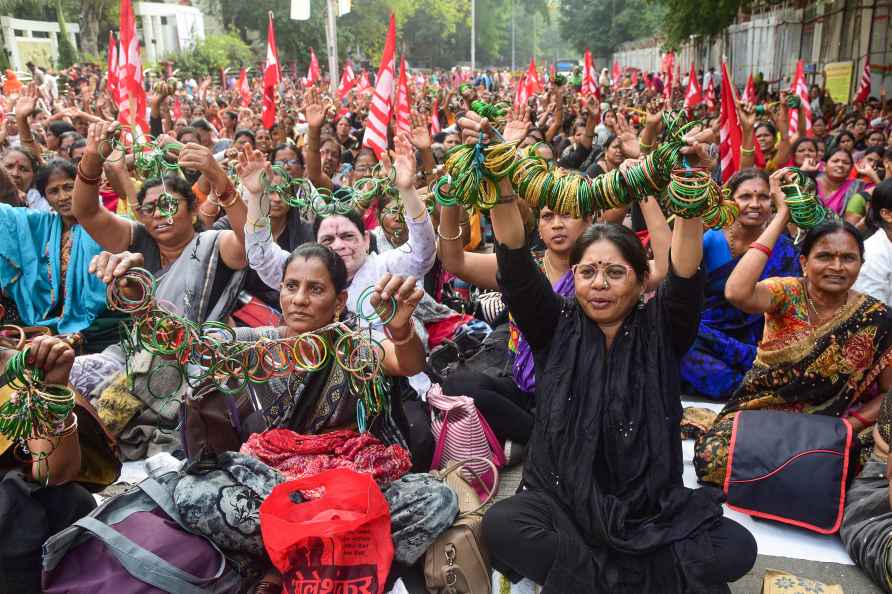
[463,114,757,593]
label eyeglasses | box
[572,262,633,285]
[135,195,185,217]
[274,159,301,167]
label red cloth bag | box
[260,468,393,594]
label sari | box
[818,177,864,216]
[680,229,800,399]
[694,277,892,485]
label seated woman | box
[0,335,94,594]
[438,174,669,448]
[454,110,757,592]
[695,173,892,486]
[818,148,867,222]
[67,121,250,459]
[840,388,892,592]
[680,169,801,400]
[0,159,123,353]
[854,180,892,305]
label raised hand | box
[393,133,417,191]
[14,84,40,120]
[371,273,423,334]
[237,145,271,195]
[644,98,664,128]
[614,112,640,158]
[410,111,432,150]
[504,105,531,144]
[768,168,792,222]
[304,87,325,130]
[736,101,756,131]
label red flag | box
[362,13,397,158]
[173,96,182,120]
[683,63,702,111]
[107,31,119,105]
[742,72,756,104]
[611,62,622,86]
[514,74,529,109]
[395,56,411,137]
[238,67,251,107]
[262,12,280,129]
[630,69,638,88]
[357,70,371,92]
[788,59,812,136]
[581,49,598,98]
[338,61,356,99]
[307,48,321,85]
[549,63,555,81]
[663,52,674,100]
[854,57,872,104]
[430,98,441,135]
[526,58,541,92]
[705,77,716,111]
[116,0,148,134]
[719,62,742,183]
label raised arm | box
[773,95,793,166]
[72,121,133,252]
[737,101,757,169]
[640,195,671,290]
[243,180,291,290]
[638,98,664,154]
[303,87,334,190]
[725,168,792,313]
[371,273,426,376]
[14,85,43,161]
[436,204,499,290]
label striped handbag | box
[427,384,506,501]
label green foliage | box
[560,0,666,56]
[654,0,750,46]
[55,0,79,69]
[170,32,255,78]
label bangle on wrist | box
[749,242,772,257]
[849,411,871,428]
[385,324,416,346]
[496,193,516,204]
[437,225,463,241]
[741,146,755,155]
[76,164,101,185]
[639,140,654,150]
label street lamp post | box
[471,0,476,72]
[325,0,339,95]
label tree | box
[560,0,665,56]
[56,0,79,68]
[170,32,255,78]
[654,0,750,46]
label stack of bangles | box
[0,346,77,483]
[107,268,400,432]
[779,168,831,230]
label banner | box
[824,61,854,103]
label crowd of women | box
[0,59,891,593]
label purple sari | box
[511,269,575,392]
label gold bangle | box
[741,146,755,155]
[385,324,416,346]
[437,225,463,241]
[218,189,241,210]
[639,140,654,150]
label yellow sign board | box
[824,61,854,103]
[15,39,54,70]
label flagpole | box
[511,0,515,72]
[326,0,339,95]
[471,0,476,72]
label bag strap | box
[137,477,184,525]
[74,516,228,594]
[439,457,500,513]
[430,409,451,470]
[478,411,507,466]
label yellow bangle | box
[437,225,463,241]
[741,146,755,155]
[639,139,654,150]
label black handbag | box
[724,410,857,534]
[425,324,510,384]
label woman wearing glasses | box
[457,112,757,592]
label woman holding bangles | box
[454,111,757,592]
[694,168,892,486]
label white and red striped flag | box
[262,12,280,129]
[362,13,397,158]
[581,49,598,98]
[854,57,872,104]
[788,59,812,137]
[338,61,356,99]
[307,48,321,86]
[116,0,148,134]
[237,67,251,107]
[357,70,371,92]
[741,72,756,104]
[107,31,119,105]
[395,56,411,137]
[430,98,441,135]
[719,62,741,183]
[684,63,702,112]
[611,61,622,87]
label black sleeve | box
[557,143,593,170]
[149,115,163,138]
[656,259,706,357]
[495,242,562,351]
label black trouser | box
[482,489,757,591]
[0,481,97,594]
[443,370,533,444]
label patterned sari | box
[694,277,892,485]
[680,230,800,399]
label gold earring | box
[334,310,341,322]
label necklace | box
[725,220,768,259]
[543,251,565,284]
[804,281,849,327]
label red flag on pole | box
[116,0,148,134]
[719,62,742,183]
[430,98,441,135]
[173,96,182,120]
[307,48,321,85]
[741,72,756,104]
[611,62,622,87]
[581,49,598,98]
[514,74,529,109]
[705,77,716,111]
[238,67,251,107]
[362,13,397,158]
[262,12,280,129]
[107,31,119,105]
[357,70,371,92]
[854,57,872,104]
[788,59,812,136]
[338,61,356,99]
[684,64,702,111]
[395,56,411,137]
[526,58,541,92]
